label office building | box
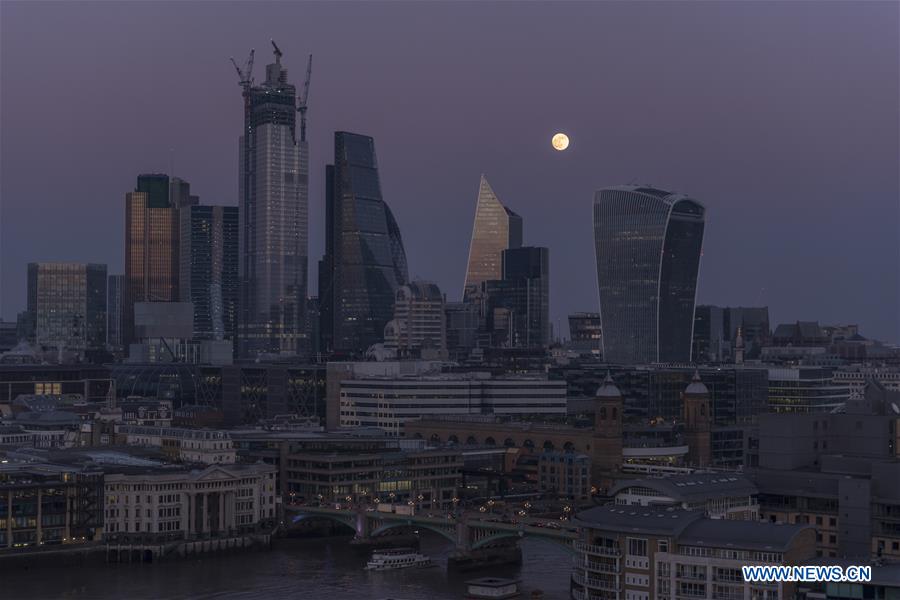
[124,174,187,347]
[26,262,107,351]
[107,274,124,350]
[179,204,238,344]
[320,132,408,355]
[752,382,900,560]
[0,321,18,353]
[593,186,705,364]
[768,367,850,413]
[483,247,550,349]
[339,375,567,435]
[571,506,815,600]
[538,452,590,500]
[463,175,523,298]
[568,312,602,358]
[238,45,309,358]
[384,281,447,359]
[445,301,480,359]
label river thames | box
[3,534,573,599]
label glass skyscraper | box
[27,262,107,351]
[180,204,239,342]
[107,274,124,350]
[593,186,705,364]
[463,175,522,299]
[238,47,309,357]
[320,131,408,355]
[124,174,181,347]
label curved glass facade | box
[328,132,409,354]
[593,186,705,364]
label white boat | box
[365,547,435,571]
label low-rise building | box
[116,424,236,464]
[103,462,276,541]
[609,472,759,520]
[571,505,815,600]
[538,451,590,500]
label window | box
[628,537,648,557]
[658,540,669,553]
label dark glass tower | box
[180,205,239,342]
[238,46,308,357]
[593,186,705,364]
[107,274,124,350]
[27,262,107,351]
[321,132,408,355]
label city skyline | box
[1,2,898,342]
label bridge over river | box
[286,504,579,559]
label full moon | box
[551,132,570,151]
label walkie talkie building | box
[593,186,705,364]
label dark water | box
[3,534,573,600]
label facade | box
[124,174,187,348]
[102,463,276,540]
[116,424,236,464]
[610,472,759,520]
[568,312,602,358]
[463,175,523,298]
[279,435,461,508]
[445,301,481,359]
[593,186,706,364]
[0,465,104,548]
[180,204,239,343]
[107,274,125,350]
[768,367,850,413]
[338,376,567,435]
[384,281,447,358]
[834,368,900,400]
[27,262,107,351]
[538,451,590,500]
[751,382,900,560]
[321,132,408,355]
[572,506,815,600]
[480,247,550,349]
[238,46,309,358]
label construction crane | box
[229,48,255,90]
[298,54,312,142]
[271,39,283,62]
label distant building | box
[571,506,815,600]
[488,247,550,349]
[179,204,238,343]
[538,451,590,500]
[693,305,769,362]
[320,132,408,356]
[339,375,567,435]
[103,463,276,540]
[772,321,830,347]
[463,175,522,299]
[445,301,480,359]
[238,45,309,359]
[117,424,236,464]
[0,321,18,353]
[768,367,850,413]
[27,262,107,351]
[751,381,900,560]
[610,472,759,520]
[124,174,189,347]
[107,274,124,350]
[593,186,705,364]
[384,281,447,359]
[567,312,602,358]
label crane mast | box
[298,54,312,142]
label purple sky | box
[1,1,898,342]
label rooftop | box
[573,505,703,536]
[610,472,758,502]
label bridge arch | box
[430,433,441,443]
[523,439,535,450]
[449,435,459,444]
[289,512,357,534]
[370,521,456,545]
[466,435,478,445]
[504,438,516,447]
[543,440,555,451]
[485,437,496,446]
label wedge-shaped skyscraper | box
[463,175,522,298]
[593,186,705,364]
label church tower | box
[682,370,712,468]
[592,372,623,486]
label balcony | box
[581,559,619,574]
[571,587,619,600]
[573,570,619,592]
[575,541,621,557]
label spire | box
[685,369,709,395]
